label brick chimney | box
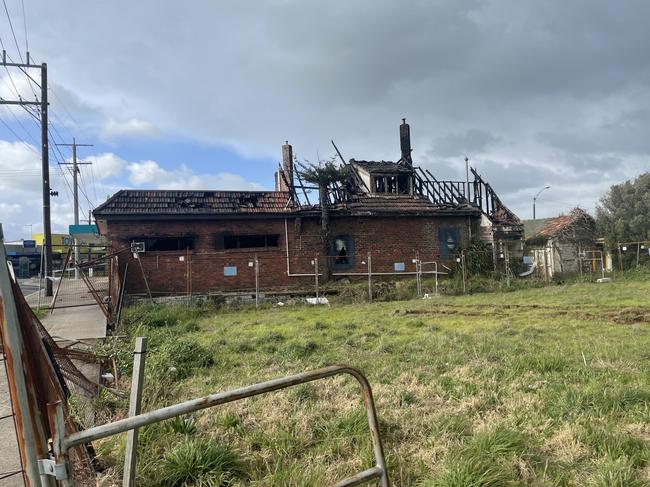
[275,141,294,191]
[400,118,412,166]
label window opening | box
[438,227,460,257]
[131,236,195,252]
[222,234,280,250]
[332,236,354,269]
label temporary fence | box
[46,245,109,312]
[117,248,451,306]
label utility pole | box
[0,53,56,295]
[56,139,93,278]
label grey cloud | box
[430,129,502,158]
[8,0,650,217]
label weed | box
[218,412,242,430]
[157,438,247,486]
[167,415,198,436]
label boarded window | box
[332,236,354,269]
[221,234,280,250]
[131,236,195,252]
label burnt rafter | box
[470,168,521,225]
[289,157,520,227]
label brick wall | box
[106,214,472,295]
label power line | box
[20,0,28,55]
[89,162,98,202]
[29,53,87,140]
[0,105,38,145]
[2,0,24,63]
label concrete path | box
[41,305,107,341]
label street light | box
[533,186,550,220]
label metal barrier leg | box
[60,365,390,486]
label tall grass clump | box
[156,437,247,487]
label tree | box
[596,173,650,248]
[297,158,347,281]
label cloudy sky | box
[1,0,649,240]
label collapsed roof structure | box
[94,120,522,296]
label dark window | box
[132,236,195,252]
[222,234,280,250]
[373,176,385,193]
[373,174,410,194]
[438,227,460,257]
[332,236,354,269]
[398,174,410,194]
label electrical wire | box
[0,105,38,145]
[1,0,38,100]
[78,169,96,210]
[2,0,23,63]
[20,0,28,55]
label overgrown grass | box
[91,275,650,486]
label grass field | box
[91,276,650,486]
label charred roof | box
[351,160,412,173]
[93,190,293,216]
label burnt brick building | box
[94,120,522,297]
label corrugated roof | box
[94,190,293,216]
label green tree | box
[297,158,347,281]
[596,173,650,248]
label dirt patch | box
[395,305,650,324]
[394,308,506,318]
[605,307,650,324]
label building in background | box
[94,120,523,297]
[524,208,598,278]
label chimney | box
[400,118,412,166]
[275,141,294,191]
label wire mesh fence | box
[27,244,110,311]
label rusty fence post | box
[0,224,55,486]
[123,337,148,487]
